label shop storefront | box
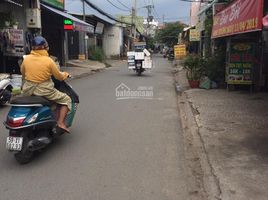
[0,0,94,73]
[0,0,31,73]
[40,3,94,64]
[212,0,264,90]
[261,0,268,89]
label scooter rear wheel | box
[14,131,33,164]
[136,69,142,76]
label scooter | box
[0,74,13,105]
[167,50,174,61]
[135,60,145,76]
[3,79,79,164]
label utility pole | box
[144,4,154,36]
[131,0,137,42]
[82,0,86,21]
[82,0,88,59]
[162,14,165,24]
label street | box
[0,56,190,200]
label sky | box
[65,0,191,24]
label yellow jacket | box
[21,50,69,83]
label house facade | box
[0,0,32,73]
[186,0,268,91]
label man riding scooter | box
[20,36,71,133]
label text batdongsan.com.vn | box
[115,83,154,100]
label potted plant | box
[12,21,19,29]
[0,12,13,28]
[183,54,205,88]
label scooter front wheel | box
[0,89,12,105]
[14,131,33,164]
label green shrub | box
[183,54,205,81]
[203,49,226,82]
[183,51,226,83]
[203,57,224,82]
[89,46,105,61]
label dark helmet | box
[31,36,49,50]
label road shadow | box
[122,73,154,78]
[240,133,268,161]
[2,136,69,168]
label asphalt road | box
[0,56,189,200]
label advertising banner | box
[212,0,263,38]
[42,0,64,9]
[9,29,24,46]
[74,22,94,33]
[190,29,200,42]
[213,3,227,16]
[227,43,254,85]
[1,29,24,56]
[174,44,186,59]
[95,22,104,34]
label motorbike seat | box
[10,96,51,106]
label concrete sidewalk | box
[175,66,268,200]
[62,59,126,79]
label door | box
[67,31,79,60]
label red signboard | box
[263,14,268,28]
[212,0,263,38]
[213,3,227,16]
[64,25,73,30]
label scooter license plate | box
[6,137,23,151]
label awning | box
[41,4,94,33]
[183,26,195,32]
[183,26,192,32]
[4,0,23,7]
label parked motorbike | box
[167,49,174,61]
[3,79,79,164]
[0,74,13,105]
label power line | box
[155,16,190,20]
[143,0,148,6]
[83,0,132,25]
[114,0,131,10]
[105,0,130,12]
[151,0,159,19]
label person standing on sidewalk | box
[20,36,71,133]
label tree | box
[155,22,185,47]
[145,36,155,50]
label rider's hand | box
[62,72,70,80]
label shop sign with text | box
[174,44,186,59]
[213,3,227,15]
[190,29,200,42]
[227,43,254,85]
[212,0,263,38]
[42,0,64,9]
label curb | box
[67,68,106,82]
[177,93,207,200]
[174,67,222,199]
[177,93,221,200]
[65,61,106,69]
